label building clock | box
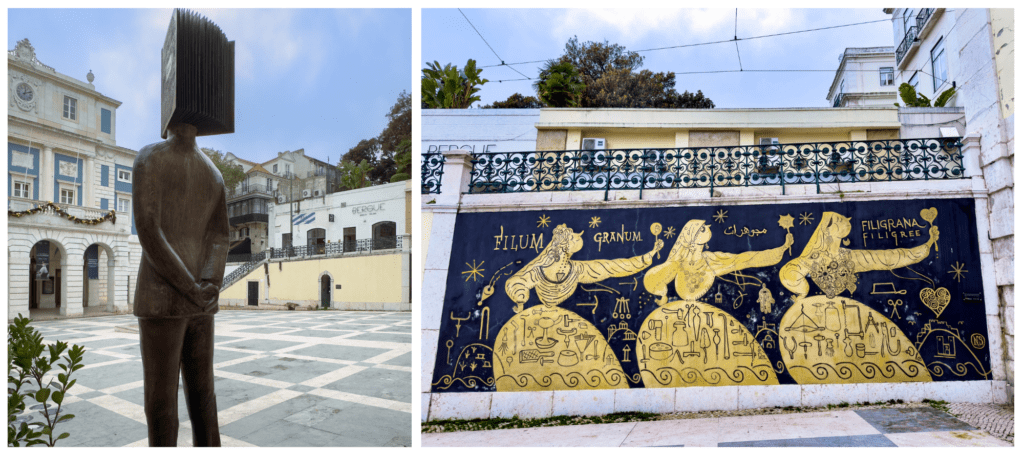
[13,81,37,111]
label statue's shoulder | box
[133,140,170,172]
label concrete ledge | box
[422,380,1005,421]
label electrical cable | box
[478,18,891,69]
[458,9,532,80]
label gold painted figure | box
[637,220,793,388]
[777,212,938,384]
[644,220,793,305]
[493,224,663,391]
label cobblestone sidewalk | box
[947,402,1014,443]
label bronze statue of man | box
[133,9,234,447]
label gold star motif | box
[799,212,815,226]
[589,216,601,228]
[663,226,676,238]
[713,210,728,224]
[537,214,551,228]
[948,261,968,283]
[462,260,485,282]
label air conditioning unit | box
[759,137,780,152]
[277,196,286,203]
[302,189,310,198]
[582,138,606,150]
[313,190,321,196]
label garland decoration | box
[8,201,116,225]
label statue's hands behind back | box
[187,281,220,312]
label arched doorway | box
[307,228,326,254]
[372,221,397,250]
[320,274,332,309]
[29,240,66,315]
[83,243,116,312]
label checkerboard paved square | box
[13,311,411,447]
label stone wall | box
[953,8,1014,402]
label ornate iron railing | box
[421,153,445,194]
[916,8,934,31]
[268,236,403,259]
[467,138,965,199]
[896,25,919,65]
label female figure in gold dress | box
[493,224,663,391]
[777,212,938,384]
[637,219,792,388]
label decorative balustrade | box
[421,153,445,194]
[916,8,934,31]
[464,138,965,199]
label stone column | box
[106,257,117,312]
[436,148,474,206]
[961,132,983,178]
[8,251,31,320]
[61,248,85,317]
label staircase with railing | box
[220,250,268,290]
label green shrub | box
[8,315,86,447]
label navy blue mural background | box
[431,198,989,392]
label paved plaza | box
[423,406,1012,447]
[15,310,411,447]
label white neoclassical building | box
[8,39,141,320]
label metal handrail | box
[268,236,403,259]
[464,138,965,199]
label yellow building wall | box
[580,130,676,150]
[221,254,403,304]
[421,210,433,280]
[552,128,874,150]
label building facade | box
[219,180,412,311]
[222,148,341,255]
[885,7,1014,402]
[827,47,898,107]
[8,39,141,320]
[420,107,1006,421]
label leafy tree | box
[897,83,957,107]
[337,159,373,191]
[482,93,546,108]
[8,315,85,447]
[555,36,714,109]
[201,148,246,190]
[533,61,586,107]
[339,91,411,185]
[390,139,412,183]
[422,59,488,108]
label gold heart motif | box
[920,286,951,317]
[920,207,938,225]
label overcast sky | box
[8,8,412,165]
[422,8,895,108]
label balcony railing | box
[464,138,965,199]
[832,93,845,108]
[916,8,934,31]
[896,25,919,65]
[227,184,273,199]
[269,236,403,259]
[421,153,445,194]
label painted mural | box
[430,199,991,393]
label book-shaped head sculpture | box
[161,8,235,139]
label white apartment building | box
[827,47,898,107]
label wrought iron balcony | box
[916,8,934,31]
[463,138,965,199]
[421,153,445,194]
[896,25,919,66]
[229,212,268,226]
